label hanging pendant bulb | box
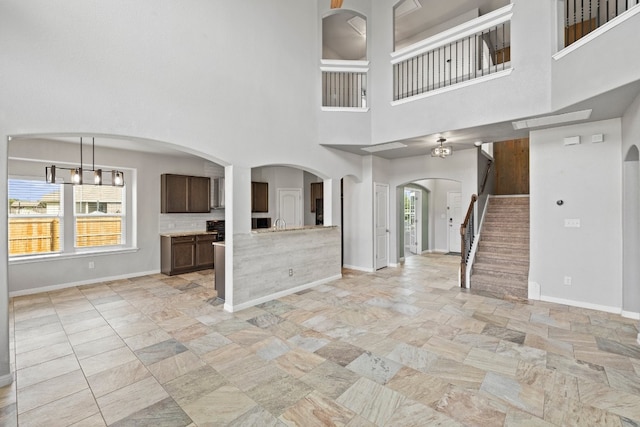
[112,170,124,187]
[71,168,83,184]
[94,169,103,185]
[45,165,56,184]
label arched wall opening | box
[623,145,640,319]
[396,178,462,261]
[322,10,367,60]
[6,133,230,296]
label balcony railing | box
[565,0,640,46]
[391,4,513,103]
[321,60,369,110]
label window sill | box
[9,247,139,265]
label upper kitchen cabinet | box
[251,181,268,213]
[161,174,211,213]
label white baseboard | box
[0,372,14,387]
[539,295,621,315]
[389,262,400,268]
[342,265,375,273]
[9,270,161,298]
[621,310,640,320]
[224,274,342,313]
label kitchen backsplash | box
[159,212,224,234]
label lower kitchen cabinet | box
[161,234,216,275]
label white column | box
[0,136,12,386]
[322,178,341,227]
[223,164,251,312]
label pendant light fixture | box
[45,137,125,186]
[431,137,452,158]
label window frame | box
[8,164,135,261]
[72,184,127,251]
[8,176,65,257]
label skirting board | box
[342,265,375,273]
[9,270,161,297]
[539,294,634,317]
[0,372,14,388]
[224,274,342,313]
[621,311,640,320]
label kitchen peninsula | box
[226,225,341,312]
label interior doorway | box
[623,145,640,321]
[404,188,421,257]
[374,183,389,270]
[277,188,302,228]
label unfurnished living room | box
[1,0,640,426]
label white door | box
[374,183,389,270]
[447,192,462,253]
[277,189,302,228]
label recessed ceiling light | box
[512,109,592,130]
[361,142,407,153]
[474,141,483,147]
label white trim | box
[343,264,375,273]
[320,59,369,68]
[388,262,400,268]
[9,247,139,265]
[320,66,369,73]
[9,269,159,297]
[321,107,370,113]
[621,310,640,320]
[223,274,342,313]
[0,372,14,388]
[391,68,513,106]
[539,295,622,315]
[391,4,514,64]
[553,5,640,61]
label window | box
[8,179,63,256]
[74,185,125,248]
[8,175,128,257]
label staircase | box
[470,196,529,300]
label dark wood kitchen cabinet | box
[161,234,215,275]
[161,174,211,213]
[251,181,269,213]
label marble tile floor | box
[1,254,640,426]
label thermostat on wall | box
[563,136,581,146]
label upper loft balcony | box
[319,0,640,155]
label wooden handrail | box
[459,194,478,288]
[479,160,492,195]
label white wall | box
[358,0,554,146]
[530,119,623,312]
[622,92,640,316]
[342,156,375,271]
[415,179,462,252]
[8,138,219,294]
[552,9,640,110]
[387,147,477,264]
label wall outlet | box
[289,268,293,277]
[564,276,572,286]
[88,261,95,269]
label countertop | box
[251,225,337,234]
[160,231,219,238]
